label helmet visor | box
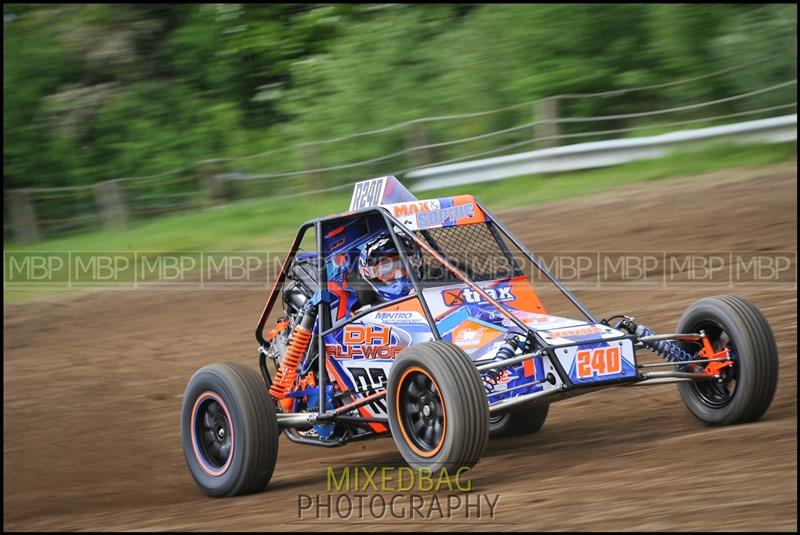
[360,255,405,282]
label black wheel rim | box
[398,368,445,455]
[489,414,507,425]
[193,394,233,472]
[685,320,738,409]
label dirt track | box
[4,164,797,531]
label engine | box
[265,253,320,366]
[281,253,320,318]
[264,253,336,438]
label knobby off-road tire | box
[181,362,279,497]
[388,341,489,475]
[489,402,549,438]
[676,296,778,426]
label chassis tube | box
[640,371,717,380]
[317,389,388,421]
[315,221,330,416]
[380,211,442,340]
[628,378,694,386]
[335,415,389,425]
[258,347,273,388]
[476,350,545,372]
[277,412,318,428]
[637,357,730,368]
[282,429,343,448]
[488,388,557,414]
[487,219,524,275]
[256,222,314,347]
[638,333,704,342]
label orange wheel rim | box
[395,366,446,458]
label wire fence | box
[5,52,798,243]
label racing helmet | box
[358,233,422,301]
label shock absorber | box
[269,307,316,400]
[632,324,695,363]
[483,332,524,389]
[494,335,519,362]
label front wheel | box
[181,362,279,497]
[388,341,489,475]
[676,296,778,426]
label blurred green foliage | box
[6,140,796,254]
[3,4,797,193]
[4,139,796,302]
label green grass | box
[4,140,796,302]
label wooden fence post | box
[534,97,561,148]
[94,180,127,230]
[8,189,40,244]
[201,173,228,207]
[298,142,322,193]
[202,160,233,206]
[405,121,433,169]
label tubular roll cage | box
[255,200,720,442]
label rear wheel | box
[388,341,489,474]
[489,403,549,437]
[181,362,279,497]
[676,296,778,426]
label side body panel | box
[324,297,433,425]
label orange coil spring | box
[269,325,312,399]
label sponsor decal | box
[350,177,387,210]
[441,285,515,306]
[347,366,389,412]
[371,311,426,324]
[415,203,474,229]
[326,324,409,359]
[327,344,401,359]
[546,325,603,338]
[453,326,488,349]
[343,324,391,345]
[576,347,621,379]
[392,201,437,218]
[325,225,345,239]
[483,369,516,393]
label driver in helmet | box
[356,233,423,304]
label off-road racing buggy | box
[181,176,779,497]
